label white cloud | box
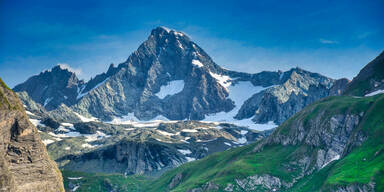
[319,38,338,44]
[57,63,82,76]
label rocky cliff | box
[0,78,64,192]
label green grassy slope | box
[147,95,384,191]
[62,170,150,192]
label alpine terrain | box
[10,27,357,191]
[146,51,384,192]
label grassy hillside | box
[147,95,384,191]
[62,170,150,192]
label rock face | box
[13,65,84,110]
[0,78,64,192]
[60,139,185,175]
[235,68,335,124]
[235,174,282,191]
[343,51,384,96]
[14,27,343,127]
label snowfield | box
[156,80,185,99]
[192,59,204,68]
[178,149,192,155]
[203,81,277,131]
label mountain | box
[145,52,384,192]
[10,27,352,191]
[343,51,384,96]
[0,78,64,191]
[14,27,345,128]
[13,65,85,110]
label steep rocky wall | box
[0,78,64,192]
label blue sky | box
[0,0,383,87]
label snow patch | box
[61,123,75,130]
[178,149,192,155]
[365,89,384,97]
[185,157,196,162]
[192,59,204,68]
[108,113,176,127]
[181,129,198,133]
[42,139,55,145]
[224,142,232,146]
[203,82,276,131]
[77,78,109,99]
[247,121,277,131]
[29,119,45,127]
[156,80,185,99]
[68,177,83,180]
[321,154,340,168]
[57,126,70,132]
[209,72,232,89]
[160,26,171,33]
[81,143,97,148]
[72,185,80,192]
[26,111,34,115]
[49,131,82,138]
[172,31,184,36]
[43,97,53,107]
[65,147,71,150]
[157,130,176,137]
[236,137,247,144]
[84,131,110,142]
[74,112,98,122]
[176,40,184,50]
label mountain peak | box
[150,26,188,39]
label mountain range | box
[14,27,347,126]
[2,26,383,191]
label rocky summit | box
[0,78,64,192]
[14,27,346,127]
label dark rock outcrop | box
[60,139,185,175]
[343,51,384,96]
[73,122,100,134]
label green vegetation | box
[0,77,20,110]
[62,170,150,192]
[146,95,384,191]
[0,77,12,91]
